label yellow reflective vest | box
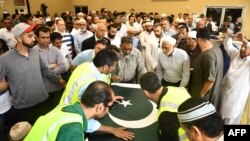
[24,105,85,141]
[59,62,109,105]
[158,86,191,141]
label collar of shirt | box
[34,44,51,52]
[166,48,176,57]
[95,35,101,41]
[62,103,88,131]
[91,49,95,60]
[90,62,103,80]
[121,48,137,60]
[245,56,250,61]
[14,46,31,57]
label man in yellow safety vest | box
[139,72,190,141]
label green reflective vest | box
[24,105,84,141]
[158,86,191,141]
[59,62,109,105]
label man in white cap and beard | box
[156,36,190,87]
[73,18,93,54]
[219,32,250,124]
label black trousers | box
[14,98,52,125]
[48,88,64,109]
[161,79,181,87]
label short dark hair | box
[178,22,189,32]
[139,72,161,93]
[99,37,111,46]
[121,36,133,45]
[196,28,211,40]
[107,23,118,31]
[50,32,62,42]
[95,39,107,46]
[35,26,51,37]
[93,49,119,67]
[46,21,55,27]
[81,81,113,108]
[178,98,224,138]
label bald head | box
[96,23,107,38]
[197,19,206,29]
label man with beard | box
[139,20,155,47]
[156,36,190,87]
[25,81,134,141]
[189,28,224,109]
[141,23,162,72]
[220,32,250,124]
[112,36,146,83]
[0,23,65,125]
[73,18,93,54]
[107,23,121,47]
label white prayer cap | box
[177,98,216,122]
[127,26,137,34]
[188,31,197,39]
[160,36,176,46]
[9,121,32,141]
[196,18,202,23]
[161,13,167,17]
[78,18,86,23]
[144,20,153,26]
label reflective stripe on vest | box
[59,62,110,105]
[65,73,97,104]
[42,116,83,141]
[24,105,84,141]
[160,101,179,110]
[158,87,191,114]
[158,86,191,141]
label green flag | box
[88,84,161,141]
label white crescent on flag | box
[108,100,158,129]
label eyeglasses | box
[104,103,114,110]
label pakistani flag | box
[88,83,161,141]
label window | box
[74,6,88,14]
[205,6,244,27]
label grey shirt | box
[112,48,147,82]
[0,48,61,109]
[34,45,66,93]
[156,48,190,87]
[189,46,224,109]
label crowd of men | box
[0,8,249,141]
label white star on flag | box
[119,100,133,107]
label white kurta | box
[220,38,250,124]
[141,35,160,72]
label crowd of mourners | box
[0,7,249,141]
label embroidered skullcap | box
[177,98,216,122]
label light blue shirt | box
[132,36,140,49]
[73,30,93,54]
[77,62,105,133]
[71,49,95,66]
